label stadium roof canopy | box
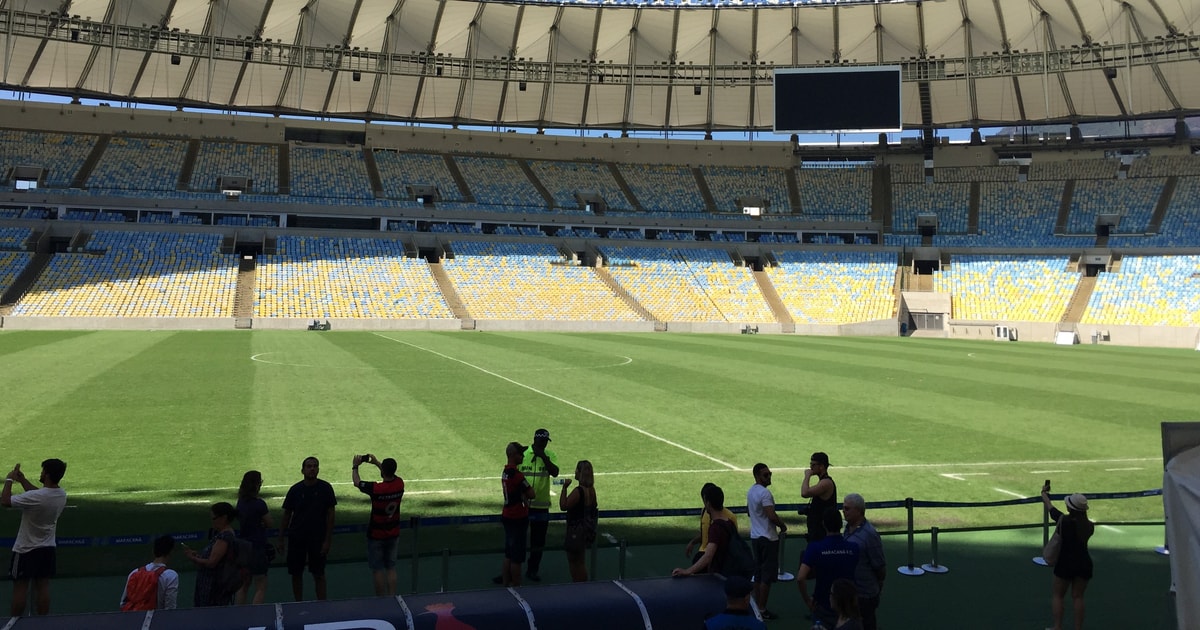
[1,0,1198,132]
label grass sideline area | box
[0,330,1191,580]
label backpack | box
[122,565,166,611]
[717,520,756,579]
[213,535,253,600]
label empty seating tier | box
[767,250,896,324]
[12,231,237,317]
[443,241,640,321]
[601,246,772,323]
[255,236,452,319]
[934,255,1079,322]
[0,130,96,188]
[1081,255,1200,327]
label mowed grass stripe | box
[0,330,96,358]
[694,335,1200,421]
[370,332,734,473]
[0,331,177,462]
[3,332,258,499]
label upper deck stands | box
[529,160,632,211]
[0,130,96,188]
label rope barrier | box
[4,488,1163,550]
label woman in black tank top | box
[801,452,837,543]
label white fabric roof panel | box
[2,0,1198,131]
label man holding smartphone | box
[353,454,405,596]
[518,429,559,582]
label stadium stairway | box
[428,261,471,322]
[593,266,655,322]
[607,163,645,212]
[518,159,557,207]
[1061,274,1097,324]
[1146,176,1177,233]
[443,155,475,203]
[233,257,257,321]
[71,134,109,189]
[690,167,718,213]
[751,269,795,332]
[0,252,52,307]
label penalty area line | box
[372,333,738,471]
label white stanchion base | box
[920,563,949,574]
[1155,546,1170,556]
[897,565,925,576]
[776,571,795,582]
[1033,556,1050,566]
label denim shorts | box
[367,537,399,571]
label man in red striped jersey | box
[352,454,406,596]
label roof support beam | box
[71,0,117,94]
[226,0,274,108]
[1039,10,1077,120]
[409,0,448,120]
[365,0,407,116]
[959,0,978,124]
[621,10,639,135]
[577,7,601,129]
[661,9,679,131]
[18,0,74,88]
[1122,2,1180,111]
[272,2,312,111]
[490,4,522,125]
[537,7,563,129]
[127,0,179,98]
[705,9,717,135]
[319,0,366,115]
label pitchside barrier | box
[1,576,731,630]
[0,489,1163,628]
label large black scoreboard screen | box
[773,66,902,134]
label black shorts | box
[286,538,327,577]
[10,547,56,580]
[502,517,529,564]
[751,537,779,584]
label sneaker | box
[759,610,779,621]
[491,575,503,585]
[525,572,541,582]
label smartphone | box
[1044,479,1051,491]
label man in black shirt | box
[278,456,337,601]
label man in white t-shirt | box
[2,459,68,616]
[119,535,180,611]
[746,462,788,621]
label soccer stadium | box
[1,0,1199,627]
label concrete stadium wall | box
[3,316,1194,349]
[473,320,655,333]
[949,320,1200,349]
[1,317,234,330]
[251,318,462,331]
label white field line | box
[773,457,1159,473]
[1100,525,1125,534]
[70,456,1156,496]
[250,352,633,372]
[993,488,1026,499]
[1105,467,1144,472]
[1031,470,1069,474]
[940,473,990,481]
[372,333,738,470]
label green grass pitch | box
[0,330,1192,573]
